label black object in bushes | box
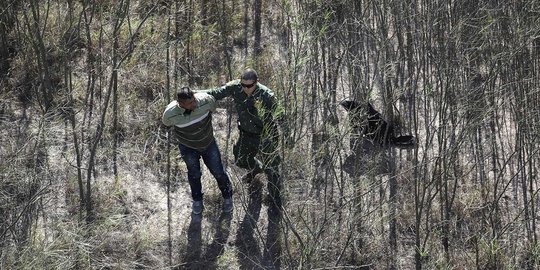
[340,100,416,147]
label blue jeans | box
[179,140,232,201]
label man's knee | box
[187,169,202,180]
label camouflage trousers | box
[233,128,282,205]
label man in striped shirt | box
[162,87,233,215]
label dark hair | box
[177,86,194,101]
[241,68,258,81]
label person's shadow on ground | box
[180,209,233,269]
[182,213,203,269]
[204,211,233,267]
[263,203,282,269]
[236,179,264,269]
[236,178,282,269]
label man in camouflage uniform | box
[203,69,283,206]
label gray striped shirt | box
[162,93,216,151]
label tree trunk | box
[253,0,262,57]
[85,0,127,223]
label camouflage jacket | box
[202,79,281,136]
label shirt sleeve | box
[262,92,276,112]
[197,93,217,112]
[262,90,288,134]
[208,95,217,111]
[262,90,284,119]
[200,80,238,100]
[162,101,184,126]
